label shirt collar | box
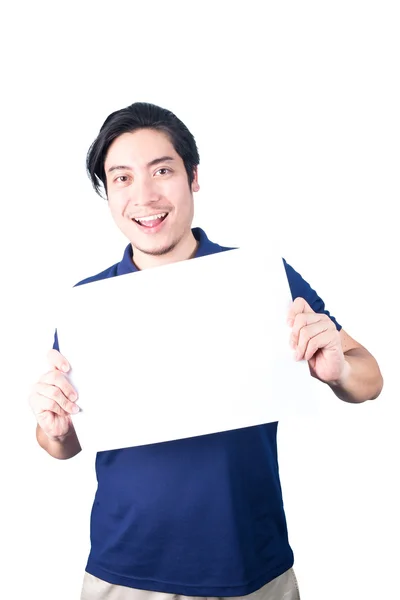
[116,228,219,276]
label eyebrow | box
[107,156,175,174]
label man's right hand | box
[29,349,79,442]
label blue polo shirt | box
[54,228,341,596]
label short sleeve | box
[283,258,342,331]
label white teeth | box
[134,212,167,222]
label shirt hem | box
[85,555,294,597]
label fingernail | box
[62,364,69,372]
[69,393,77,402]
[71,405,80,414]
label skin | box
[30,128,383,459]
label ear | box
[191,167,200,192]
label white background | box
[1,2,399,599]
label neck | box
[132,230,198,270]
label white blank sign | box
[56,247,315,451]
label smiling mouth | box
[132,212,168,228]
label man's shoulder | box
[74,262,120,288]
[194,227,235,257]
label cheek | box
[173,200,193,221]
[108,194,129,218]
[171,188,194,214]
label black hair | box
[86,102,200,198]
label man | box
[29,102,383,600]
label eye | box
[155,168,171,176]
[113,175,132,187]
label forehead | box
[104,129,178,168]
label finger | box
[40,370,78,402]
[29,391,78,417]
[32,382,79,415]
[287,297,313,327]
[47,349,71,373]
[295,330,336,362]
[290,312,326,348]
[294,321,331,360]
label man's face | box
[104,128,199,260]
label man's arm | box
[288,299,383,404]
[325,329,383,403]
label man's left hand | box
[287,297,346,383]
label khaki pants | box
[80,568,300,600]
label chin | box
[133,238,178,257]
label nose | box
[131,176,159,207]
